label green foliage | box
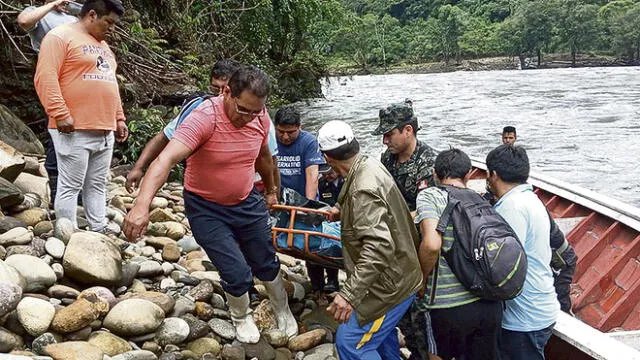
[115,107,168,165]
[326,0,640,70]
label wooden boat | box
[468,159,640,360]
[271,159,640,359]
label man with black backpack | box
[415,149,505,360]
[486,145,560,360]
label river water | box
[299,66,640,207]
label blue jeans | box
[336,294,415,360]
[184,188,281,296]
[499,324,555,360]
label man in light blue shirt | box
[486,144,560,360]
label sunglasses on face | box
[233,98,264,117]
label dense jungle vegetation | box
[1,0,639,162]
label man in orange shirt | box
[34,0,128,233]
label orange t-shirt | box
[34,23,125,130]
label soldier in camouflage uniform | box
[373,103,438,213]
[372,102,438,360]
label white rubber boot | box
[264,273,299,338]
[225,292,260,344]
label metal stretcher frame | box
[270,204,344,269]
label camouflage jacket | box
[381,140,437,211]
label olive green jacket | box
[337,154,423,326]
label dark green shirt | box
[381,140,437,211]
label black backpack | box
[434,185,527,301]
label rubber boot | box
[225,292,260,344]
[264,273,299,338]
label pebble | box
[154,317,190,346]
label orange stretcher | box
[270,204,344,270]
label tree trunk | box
[537,49,542,67]
[518,53,526,69]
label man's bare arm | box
[126,132,170,192]
[17,0,68,31]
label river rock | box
[149,208,176,223]
[186,338,221,357]
[144,237,176,249]
[44,341,104,360]
[5,254,56,292]
[138,260,163,277]
[0,104,44,154]
[32,222,52,238]
[170,296,195,318]
[13,173,49,208]
[5,244,39,257]
[288,328,326,352]
[0,281,22,317]
[148,222,186,240]
[0,327,24,352]
[263,329,288,347]
[207,318,235,341]
[78,286,116,312]
[12,208,47,227]
[16,297,56,336]
[0,216,26,234]
[120,291,175,314]
[0,227,33,246]
[51,297,103,333]
[51,263,63,280]
[0,178,24,211]
[44,237,65,259]
[111,350,159,360]
[47,284,80,299]
[63,232,122,285]
[194,302,215,320]
[254,300,278,331]
[177,237,200,252]
[65,325,92,341]
[87,330,132,356]
[104,299,165,337]
[189,280,213,302]
[151,197,169,209]
[154,317,190,346]
[220,345,245,360]
[181,314,209,341]
[238,337,275,360]
[162,243,180,262]
[32,332,59,355]
[54,218,75,244]
[0,140,25,182]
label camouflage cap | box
[372,103,417,136]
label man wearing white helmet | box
[318,120,422,360]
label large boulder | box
[0,178,24,211]
[0,141,25,182]
[0,104,44,155]
[51,296,104,333]
[103,299,165,337]
[63,232,122,285]
[4,254,56,292]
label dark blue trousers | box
[499,324,555,360]
[184,188,280,296]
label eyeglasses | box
[233,98,264,117]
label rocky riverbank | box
[0,112,393,360]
